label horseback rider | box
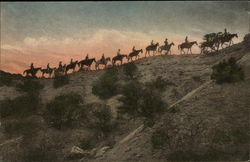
[185,36,189,44]
[47,63,50,69]
[132,46,136,52]
[117,49,121,56]
[101,53,105,62]
[224,28,229,37]
[59,61,63,69]
[164,38,169,46]
[85,54,89,60]
[70,58,73,64]
[151,40,154,46]
[30,63,34,70]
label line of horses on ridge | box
[23,31,238,78]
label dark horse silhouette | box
[40,67,56,78]
[65,61,78,74]
[112,54,127,65]
[127,49,143,62]
[145,43,159,57]
[219,33,238,48]
[23,67,41,77]
[158,42,175,55]
[95,57,111,70]
[178,41,198,54]
[78,58,96,71]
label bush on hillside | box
[16,79,44,94]
[211,57,244,84]
[89,105,114,138]
[151,129,170,149]
[43,93,84,129]
[0,95,39,118]
[118,81,166,119]
[92,67,119,99]
[0,76,12,87]
[243,33,250,48]
[53,75,70,88]
[146,76,175,92]
[123,62,138,79]
[3,119,38,137]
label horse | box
[77,58,96,71]
[127,49,143,62]
[112,54,127,66]
[40,67,56,78]
[178,41,198,54]
[219,33,238,48]
[23,67,41,77]
[95,57,111,70]
[158,42,175,55]
[199,41,217,54]
[145,43,159,57]
[65,60,78,74]
[54,64,66,77]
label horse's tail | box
[23,70,26,75]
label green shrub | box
[231,129,249,144]
[3,120,38,137]
[119,81,166,119]
[53,75,70,88]
[43,93,84,129]
[90,105,114,137]
[78,138,92,150]
[243,33,250,48]
[0,76,12,87]
[92,67,119,99]
[211,57,244,84]
[212,130,231,144]
[0,95,39,118]
[123,62,138,79]
[151,129,169,149]
[118,81,143,117]
[146,76,175,92]
[16,79,44,94]
[168,150,203,161]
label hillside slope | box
[0,41,249,162]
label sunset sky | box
[0,1,249,74]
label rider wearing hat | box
[101,53,105,62]
[70,58,73,64]
[185,36,189,44]
[47,63,50,69]
[30,63,34,70]
[132,46,136,52]
[85,54,89,60]
[151,40,154,46]
[164,38,169,46]
[117,49,121,56]
[59,61,63,69]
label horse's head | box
[106,57,111,62]
[156,42,159,46]
[140,49,143,53]
[171,42,175,46]
[233,33,238,38]
[194,41,198,46]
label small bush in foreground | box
[0,76,12,87]
[3,120,38,137]
[16,79,44,94]
[151,129,169,149]
[123,62,138,79]
[78,138,92,150]
[0,95,39,118]
[146,76,175,92]
[43,93,84,129]
[53,75,70,88]
[90,105,114,138]
[211,57,244,84]
[92,67,119,99]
